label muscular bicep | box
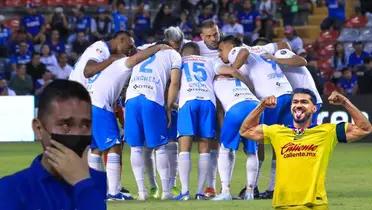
[239,124,264,144]
[346,123,372,142]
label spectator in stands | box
[9,64,33,95]
[0,15,11,58]
[258,0,276,40]
[112,2,129,32]
[295,0,313,25]
[217,0,235,19]
[321,0,345,31]
[133,3,152,46]
[153,3,179,36]
[71,31,90,62]
[221,14,244,39]
[348,41,369,68]
[26,52,47,84]
[197,0,217,15]
[198,3,218,25]
[92,7,112,42]
[40,44,59,73]
[337,67,358,96]
[179,10,194,40]
[21,3,46,43]
[331,42,349,72]
[51,53,73,80]
[49,7,68,42]
[356,57,372,94]
[8,28,34,55]
[10,41,32,73]
[0,76,16,96]
[45,30,66,55]
[237,0,262,44]
[280,0,299,26]
[282,26,304,55]
[68,6,95,44]
[0,80,106,210]
[34,70,53,96]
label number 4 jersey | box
[125,49,182,106]
[179,55,216,108]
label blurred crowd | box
[0,0,371,98]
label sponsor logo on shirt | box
[280,142,318,158]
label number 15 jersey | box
[179,55,216,108]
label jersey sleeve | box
[170,50,182,70]
[262,124,274,144]
[228,46,246,64]
[261,43,277,55]
[274,49,295,59]
[112,57,130,73]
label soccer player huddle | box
[69,19,371,209]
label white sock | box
[255,160,263,188]
[218,146,234,194]
[155,145,170,194]
[130,147,146,193]
[267,160,276,191]
[88,152,104,172]
[166,142,178,188]
[178,152,191,194]
[144,148,158,188]
[229,150,236,183]
[246,153,259,191]
[106,153,121,195]
[207,149,218,189]
[197,153,210,194]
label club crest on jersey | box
[293,128,305,140]
[280,50,287,55]
[96,48,103,54]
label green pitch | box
[1,142,372,210]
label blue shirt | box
[326,0,345,21]
[348,51,369,67]
[10,53,32,64]
[0,26,11,46]
[76,16,92,33]
[134,15,151,32]
[21,14,45,37]
[112,11,128,32]
[338,75,358,95]
[238,10,261,34]
[46,40,66,55]
[0,155,107,210]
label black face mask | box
[50,133,91,157]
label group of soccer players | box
[68,19,322,201]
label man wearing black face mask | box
[0,80,106,210]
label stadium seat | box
[343,42,355,56]
[46,0,65,6]
[323,81,338,96]
[358,28,372,42]
[344,16,368,28]
[66,0,88,5]
[338,28,360,42]
[318,44,335,59]
[26,0,46,6]
[364,42,372,54]
[318,30,340,43]
[5,0,27,7]
[88,0,108,5]
[367,13,372,27]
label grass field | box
[1,142,372,210]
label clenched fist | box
[261,96,277,108]
[328,91,348,106]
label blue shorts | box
[221,100,261,154]
[263,94,292,126]
[167,110,178,141]
[177,99,216,139]
[91,105,121,151]
[124,95,168,149]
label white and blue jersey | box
[125,49,182,148]
[274,48,323,125]
[213,76,261,153]
[229,46,293,126]
[177,55,216,139]
[89,57,132,151]
[69,41,111,87]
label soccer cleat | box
[161,192,173,200]
[204,187,216,198]
[254,187,260,199]
[173,191,191,200]
[107,192,134,201]
[244,190,254,200]
[137,191,148,201]
[238,186,247,199]
[120,187,130,194]
[149,187,160,199]
[195,193,208,200]
[171,186,181,196]
[211,193,232,201]
[259,190,274,199]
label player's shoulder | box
[274,48,295,58]
[0,166,31,189]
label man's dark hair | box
[181,42,200,55]
[292,88,317,105]
[200,19,216,29]
[111,30,132,40]
[219,35,242,47]
[38,80,91,122]
[252,37,270,46]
